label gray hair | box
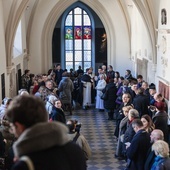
[129,109,139,118]
[152,129,164,140]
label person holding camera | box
[67,120,91,160]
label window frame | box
[61,2,95,72]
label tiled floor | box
[67,106,126,170]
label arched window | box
[64,7,92,71]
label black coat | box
[51,106,66,124]
[102,82,117,110]
[126,129,151,170]
[133,94,149,117]
[55,69,64,85]
[152,111,168,142]
[12,142,86,170]
[0,132,5,157]
[144,148,155,170]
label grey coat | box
[58,77,74,104]
[116,116,128,157]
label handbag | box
[101,90,108,100]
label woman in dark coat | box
[51,99,66,124]
[102,79,117,120]
[114,93,132,138]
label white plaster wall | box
[131,3,154,82]
[155,0,170,108]
[150,0,161,25]
[1,0,13,29]
[25,0,36,32]
[28,0,62,74]
[156,0,170,82]
[86,0,132,76]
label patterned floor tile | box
[67,106,126,170]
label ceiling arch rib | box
[26,0,40,54]
[5,0,29,68]
[5,1,17,67]
[118,0,131,55]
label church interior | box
[0,0,170,169]
[0,0,169,107]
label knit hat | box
[149,83,156,90]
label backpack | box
[73,133,91,160]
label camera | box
[67,119,82,133]
[149,105,156,112]
[75,123,81,133]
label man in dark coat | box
[106,65,115,83]
[6,95,86,170]
[144,129,164,170]
[102,78,117,120]
[54,64,64,85]
[21,69,30,92]
[133,87,149,118]
[126,119,150,170]
[76,65,84,76]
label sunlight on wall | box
[13,20,22,57]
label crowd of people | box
[0,63,170,169]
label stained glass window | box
[64,7,92,71]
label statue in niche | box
[161,9,167,25]
[100,33,107,53]
[95,29,107,63]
